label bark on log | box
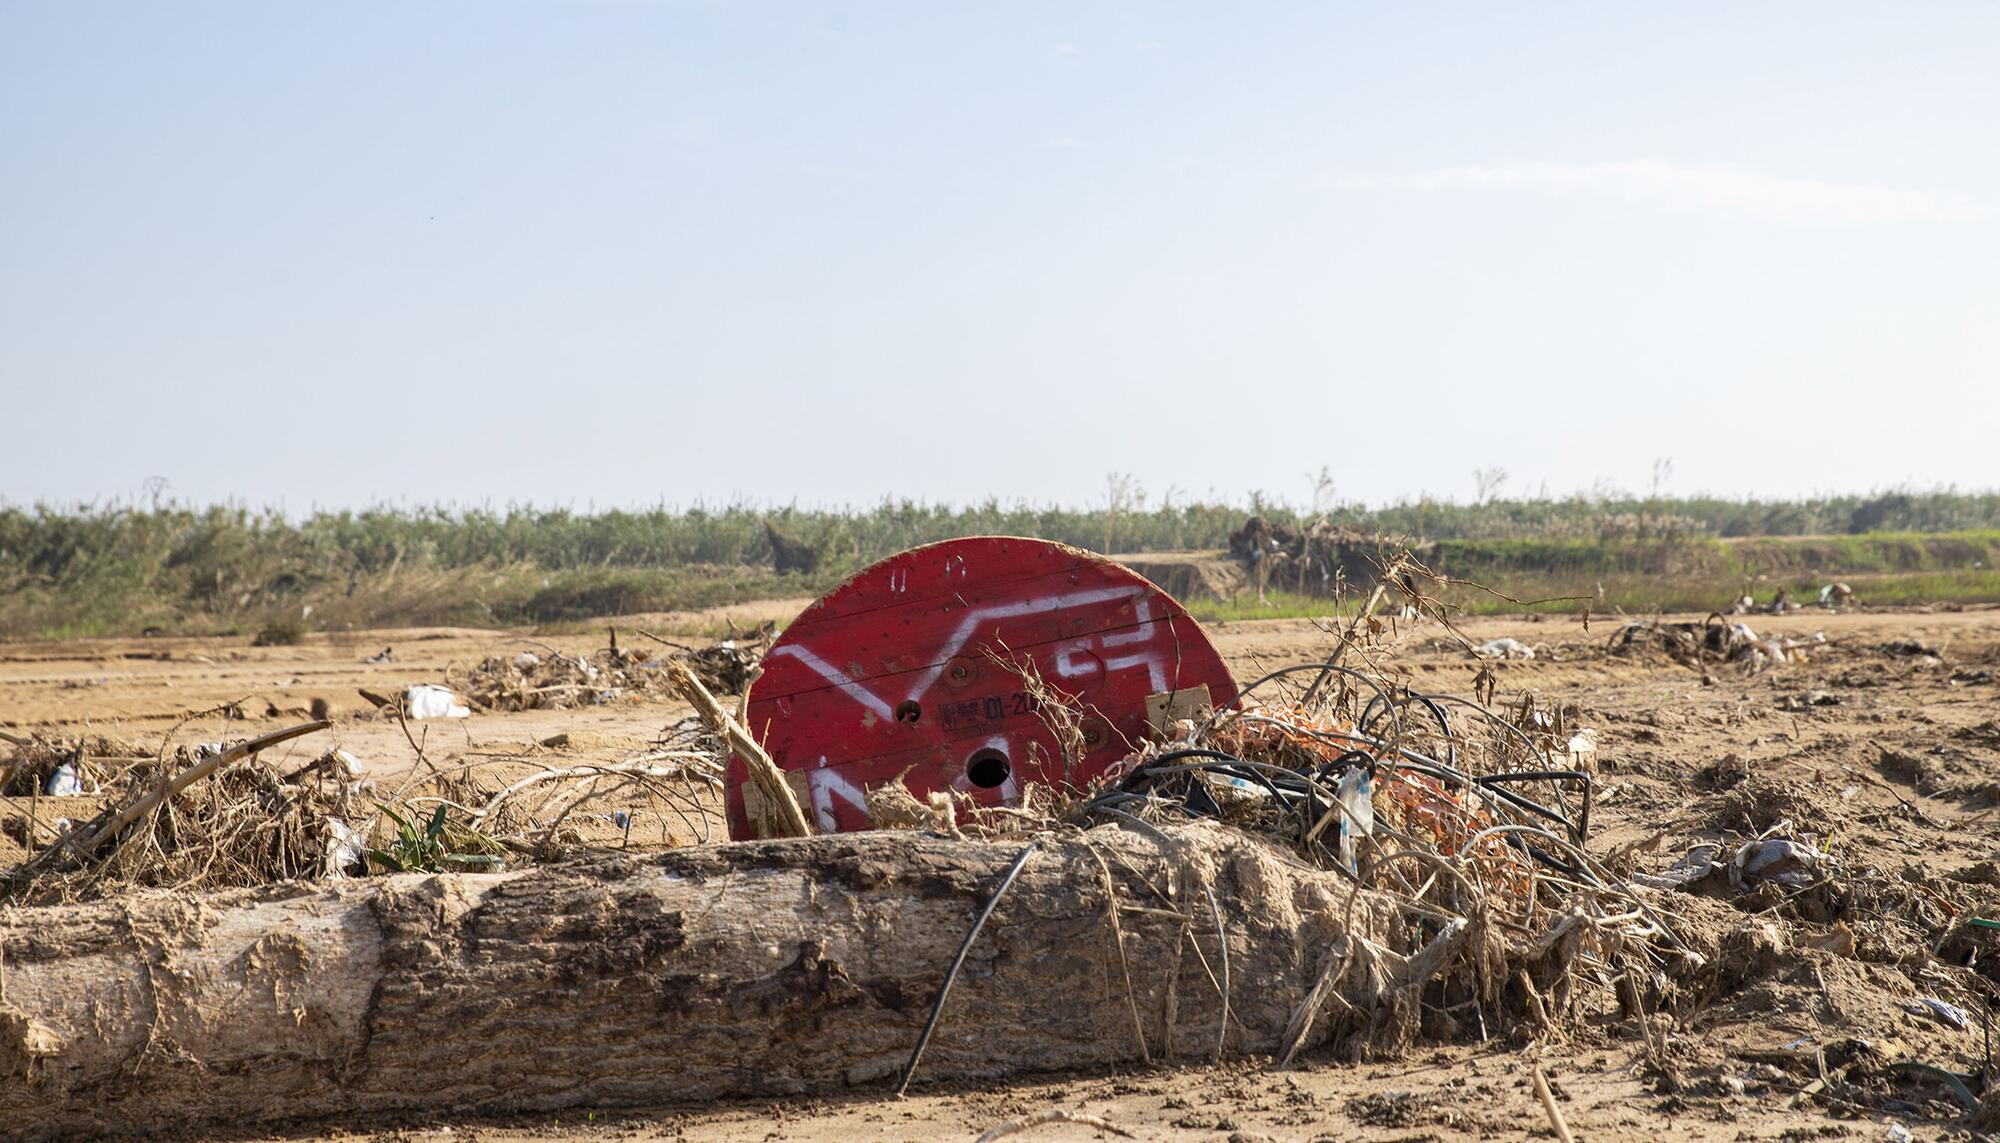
[0,823,1397,1141]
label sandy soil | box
[4,601,1998,1141]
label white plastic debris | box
[1630,843,1721,890]
[324,817,368,877]
[1474,637,1535,661]
[1207,772,1271,808]
[1729,837,1824,888]
[1907,996,1970,1030]
[404,684,470,719]
[1335,766,1376,873]
[1565,728,1599,772]
[327,749,365,779]
[512,651,541,671]
[43,762,84,796]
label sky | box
[4,1,1998,513]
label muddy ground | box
[3,602,1997,1141]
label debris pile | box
[0,731,147,799]
[868,658,1702,1058]
[409,718,726,853]
[457,626,772,712]
[458,646,662,711]
[1628,791,2000,1116]
[645,621,773,695]
[1228,515,1392,597]
[2,715,725,904]
[1607,616,1824,670]
[852,648,1998,1110]
[4,729,371,905]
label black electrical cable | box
[1109,681,1597,875]
[1102,754,1316,838]
[1251,714,1584,839]
[1359,691,1459,769]
[1421,693,1557,772]
[896,839,1041,1096]
[1128,721,1585,852]
[1209,663,1402,743]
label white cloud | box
[1327,158,1987,224]
[1046,136,1083,151]
[1047,42,1081,59]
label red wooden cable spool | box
[727,537,1239,838]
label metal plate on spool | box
[727,537,1239,838]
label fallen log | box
[0,823,1405,1140]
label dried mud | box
[2,603,1997,1141]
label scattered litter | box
[1333,763,1374,872]
[1609,617,1754,667]
[1630,843,1721,890]
[1729,837,1823,888]
[43,762,85,796]
[1565,727,1599,772]
[898,658,1697,1065]
[638,622,774,696]
[364,646,394,664]
[404,684,471,719]
[0,732,147,798]
[4,721,353,903]
[1906,997,1969,1031]
[1473,637,1536,661]
[324,816,367,877]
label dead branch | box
[665,659,810,838]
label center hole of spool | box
[965,748,1011,789]
[895,700,922,724]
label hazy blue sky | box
[4,2,1997,512]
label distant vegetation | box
[2,490,1997,638]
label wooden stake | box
[1532,1063,1574,1143]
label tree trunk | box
[0,824,1394,1140]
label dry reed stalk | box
[665,659,809,837]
